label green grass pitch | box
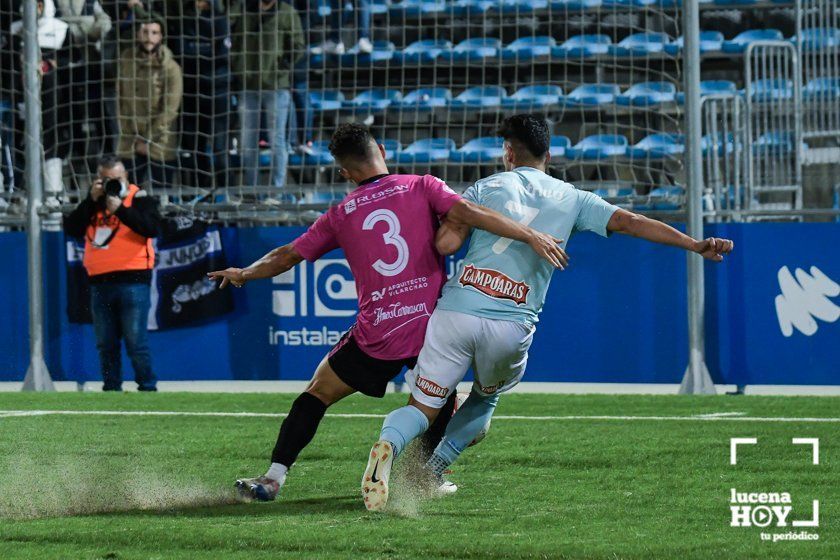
[0,392,836,560]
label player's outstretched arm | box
[435,217,471,256]
[606,208,734,262]
[207,243,304,288]
[445,199,570,269]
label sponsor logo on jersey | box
[415,376,449,398]
[458,264,530,306]
[372,302,429,326]
[371,288,386,301]
[372,276,430,302]
[345,184,410,213]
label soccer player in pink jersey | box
[208,124,568,501]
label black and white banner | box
[66,218,234,330]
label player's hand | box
[90,179,105,202]
[694,237,734,262]
[207,268,246,288]
[527,230,569,270]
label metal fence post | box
[21,0,54,392]
[679,0,715,394]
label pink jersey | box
[293,174,462,360]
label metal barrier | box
[744,41,803,212]
[798,0,840,139]
[701,94,747,220]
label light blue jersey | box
[437,167,619,325]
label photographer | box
[64,156,161,392]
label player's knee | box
[305,384,339,407]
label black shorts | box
[327,330,417,398]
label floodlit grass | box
[0,393,837,559]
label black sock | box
[271,392,328,467]
[418,391,457,462]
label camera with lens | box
[103,178,123,197]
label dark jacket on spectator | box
[168,1,232,98]
[230,0,304,91]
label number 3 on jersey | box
[363,209,409,276]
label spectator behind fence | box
[169,0,232,189]
[310,0,372,56]
[117,15,182,190]
[55,0,112,169]
[11,1,73,200]
[1,0,19,192]
[231,0,304,191]
[63,156,161,391]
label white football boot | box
[436,479,458,495]
[361,440,394,511]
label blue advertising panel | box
[0,223,837,385]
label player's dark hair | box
[97,155,124,170]
[328,123,377,165]
[497,114,551,159]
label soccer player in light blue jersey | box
[360,115,735,511]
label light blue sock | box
[380,405,430,458]
[428,391,499,476]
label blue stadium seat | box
[607,33,671,57]
[676,80,738,104]
[550,135,571,158]
[748,79,793,102]
[450,0,497,15]
[795,27,840,51]
[389,0,446,17]
[626,133,685,159]
[602,0,635,8]
[338,40,396,66]
[637,186,685,211]
[501,36,556,61]
[549,0,602,10]
[564,84,621,107]
[502,85,563,110]
[495,0,550,14]
[396,138,456,163]
[441,38,502,63]
[450,86,508,110]
[594,186,634,198]
[343,89,403,112]
[552,34,611,58]
[449,137,505,163]
[309,90,345,111]
[702,132,738,156]
[615,82,677,106]
[804,77,840,99]
[369,0,390,14]
[380,139,402,160]
[753,132,799,155]
[664,31,724,55]
[566,135,629,160]
[393,39,453,64]
[722,29,784,54]
[289,140,334,166]
[394,88,452,110]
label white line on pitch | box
[0,410,838,423]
